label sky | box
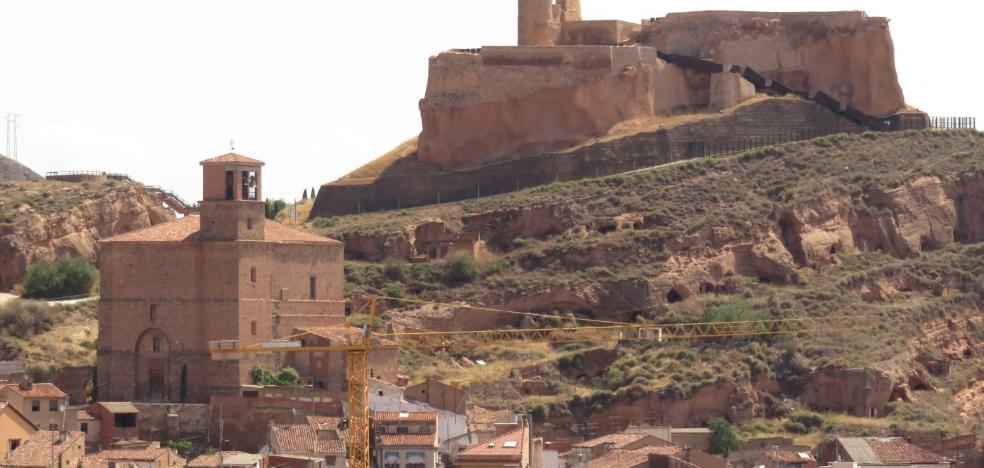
[0,1,980,202]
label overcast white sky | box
[1,1,979,202]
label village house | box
[374,411,440,468]
[269,416,346,468]
[815,437,953,468]
[0,402,36,460]
[729,438,815,468]
[369,379,470,456]
[64,407,99,451]
[78,443,184,468]
[455,423,541,468]
[96,154,345,403]
[0,430,85,468]
[186,452,266,468]
[0,383,68,432]
[286,326,399,391]
[563,432,672,466]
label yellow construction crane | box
[210,297,875,468]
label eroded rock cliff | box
[0,181,174,290]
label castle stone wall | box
[314,98,860,218]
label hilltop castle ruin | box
[312,2,922,218]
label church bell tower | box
[198,153,266,241]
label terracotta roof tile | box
[765,450,815,463]
[374,411,437,423]
[573,432,652,449]
[587,447,682,468]
[3,431,85,467]
[200,153,265,166]
[862,437,948,464]
[0,382,67,398]
[377,433,438,448]
[460,427,526,458]
[76,408,98,420]
[186,451,247,467]
[102,215,339,244]
[270,423,345,456]
[84,447,175,462]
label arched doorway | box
[134,328,172,402]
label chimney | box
[18,382,32,391]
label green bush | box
[782,420,808,434]
[446,254,479,283]
[410,263,438,283]
[163,439,193,457]
[22,256,98,299]
[708,418,741,456]
[700,299,768,324]
[249,363,303,386]
[383,283,405,300]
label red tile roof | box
[76,408,98,421]
[573,432,652,449]
[765,450,815,463]
[85,447,174,461]
[270,423,345,456]
[3,431,85,467]
[306,415,344,431]
[0,382,67,398]
[864,437,948,464]
[377,433,439,448]
[102,215,339,244]
[200,153,265,166]
[460,427,526,458]
[374,411,437,423]
[586,446,683,468]
[186,451,247,467]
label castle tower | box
[199,153,265,241]
[518,0,559,45]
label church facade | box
[96,153,345,403]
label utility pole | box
[5,113,18,161]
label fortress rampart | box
[416,6,910,171]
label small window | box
[49,424,58,431]
[152,337,161,353]
[251,320,257,336]
[49,400,58,411]
[246,218,253,230]
[114,413,136,428]
[309,276,317,300]
[9,439,20,451]
[31,400,40,412]
[149,304,157,322]
[225,171,235,200]
[250,267,256,283]
[397,426,409,434]
[378,391,384,396]
[80,422,89,434]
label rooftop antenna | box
[5,113,19,161]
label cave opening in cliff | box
[666,289,683,303]
[778,213,807,266]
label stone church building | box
[96,154,345,403]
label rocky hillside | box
[0,179,175,290]
[0,155,41,181]
[305,129,984,443]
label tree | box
[311,187,316,199]
[707,417,741,456]
[91,367,98,402]
[264,198,286,220]
[179,364,188,403]
[22,256,98,299]
[302,188,308,200]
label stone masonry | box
[96,154,344,403]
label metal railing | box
[929,117,976,129]
[45,171,134,182]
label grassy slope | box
[307,129,984,439]
[0,300,98,371]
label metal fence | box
[929,116,976,129]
